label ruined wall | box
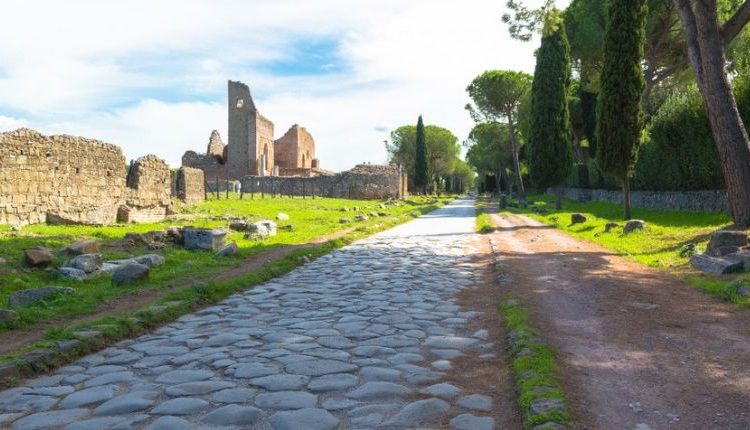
[173,166,205,204]
[255,114,275,175]
[274,125,315,169]
[121,155,172,223]
[551,187,729,213]
[0,129,171,226]
[240,165,407,200]
[206,130,226,160]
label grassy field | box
[0,194,450,333]
[504,194,750,307]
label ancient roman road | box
[0,199,502,430]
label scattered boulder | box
[8,286,75,308]
[355,214,369,222]
[245,220,277,240]
[570,213,587,225]
[280,225,294,232]
[229,220,250,231]
[164,227,184,245]
[65,239,98,256]
[623,219,646,234]
[339,218,351,224]
[134,254,165,268]
[276,213,290,221]
[64,253,103,274]
[604,222,619,233]
[184,228,226,251]
[706,231,748,257]
[24,247,54,268]
[58,267,89,281]
[112,263,150,286]
[215,242,238,258]
[0,309,19,322]
[690,254,744,275]
[727,250,750,268]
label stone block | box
[245,220,277,240]
[215,242,238,258]
[183,228,226,251]
[64,253,103,273]
[65,239,98,255]
[623,219,646,234]
[571,213,586,224]
[24,247,53,268]
[690,254,744,275]
[707,231,748,257]
[112,263,150,286]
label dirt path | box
[490,212,750,430]
[0,228,355,356]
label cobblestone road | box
[0,199,498,430]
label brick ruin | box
[0,129,172,226]
[182,80,328,180]
[172,166,206,205]
[240,164,408,200]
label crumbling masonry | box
[0,129,172,226]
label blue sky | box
[0,0,564,171]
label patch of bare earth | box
[442,233,522,429]
[0,227,355,356]
[490,211,750,429]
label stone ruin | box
[0,128,175,226]
[182,80,328,180]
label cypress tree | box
[414,115,428,194]
[527,13,574,210]
[596,0,647,220]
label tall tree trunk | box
[507,123,525,198]
[623,179,632,220]
[495,168,502,196]
[555,186,563,210]
[675,0,750,226]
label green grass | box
[500,297,570,428]
[0,194,452,333]
[475,199,495,234]
[507,194,750,307]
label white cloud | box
[0,0,569,171]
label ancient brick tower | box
[226,80,275,177]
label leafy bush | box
[633,86,725,190]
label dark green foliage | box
[580,90,598,157]
[596,0,647,181]
[414,116,428,192]
[527,18,574,190]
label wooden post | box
[215,176,219,199]
[260,177,264,199]
[240,179,244,200]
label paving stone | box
[212,388,256,403]
[154,369,213,384]
[64,417,128,430]
[421,382,462,399]
[200,404,264,426]
[269,407,340,430]
[308,374,360,392]
[382,398,451,427]
[450,413,496,430]
[360,366,402,381]
[346,382,412,400]
[92,391,159,416]
[285,359,358,376]
[151,397,209,415]
[231,362,279,378]
[321,398,359,410]
[250,374,310,391]
[457,394,494,411]
[164,381,234,396]
[12,408,89,430]
[255,391,318,409]
[146,416,195,430]
[60,385,117,408]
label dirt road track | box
[491,212,750,430]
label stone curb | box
[489,237,569,430]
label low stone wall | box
[240,165,407,200]
[172,166,205,205]
[0,128,172,226]
[552,187,729,213]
